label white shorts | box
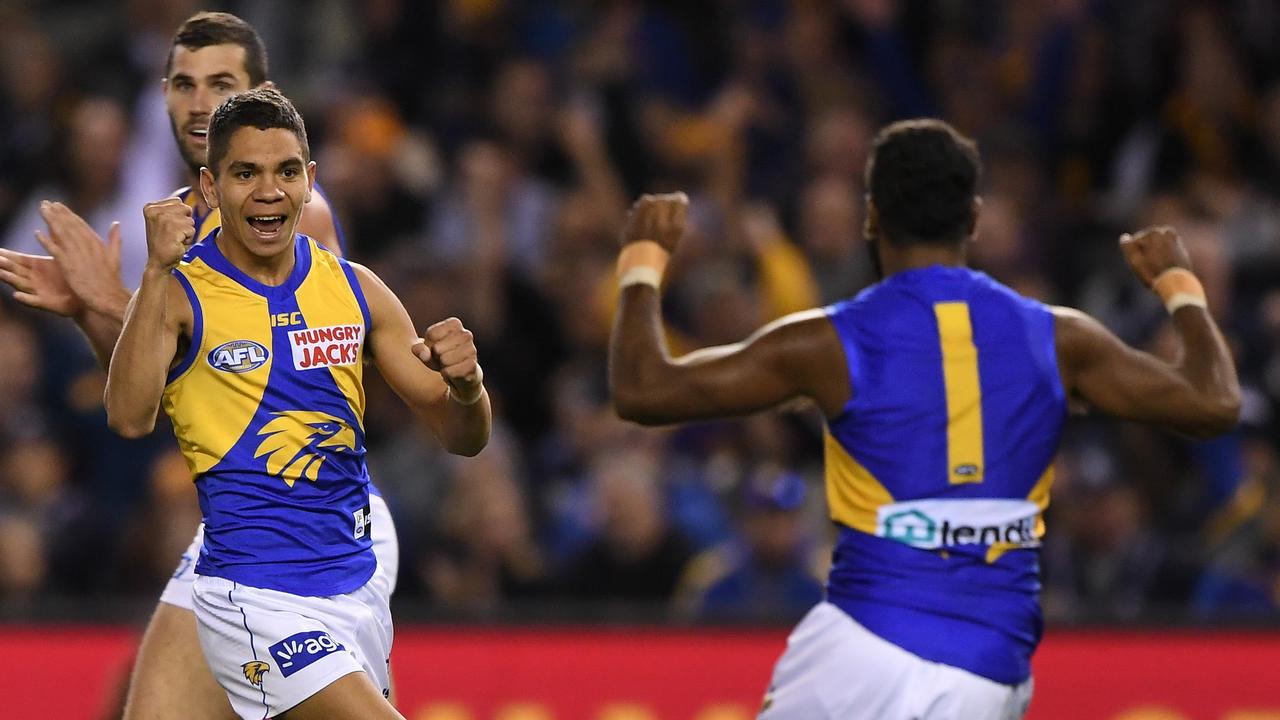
[759,602,1033,720]
[192,573,393,719]
[160,493,399,610]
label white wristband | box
[1164,292,1208,314]
[618,266,663,290]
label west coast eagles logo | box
[242,660,270,687]
[254,411,355,487]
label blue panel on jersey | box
[822,265,1064,685]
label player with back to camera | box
[106,87,490,719]
[608,118,1239,718]
[0,13,403,719]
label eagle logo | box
[254,411,355,487]
[241,660,270,687]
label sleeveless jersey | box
[822,265,1065,685]
[173,184,377,506]
[163,230,375,596]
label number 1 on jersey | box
[934,302,984,484]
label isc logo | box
[208,339,270,373]
[270,311,303,328]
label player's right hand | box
[142,198,196,271]
[620,192,689,254]
[1119,225,1194,288]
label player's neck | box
[878,240,967,276]
[215,228,297,286]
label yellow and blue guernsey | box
[162,229,375,596]
[823,265,1065,686]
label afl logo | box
[208,340,269,373]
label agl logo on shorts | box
[208,339,269,373]
[268,630,346,678]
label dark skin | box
[609,194,1240,440]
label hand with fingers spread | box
[412,317,484,405]
[0,248,80,316]
[143,198,196,272]
[37,201,130,317]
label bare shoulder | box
[754,308,848,416]
[164,270,196,330]
[1051,305,1116,362]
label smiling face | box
[164,44,255,174]
[199,126,314,262]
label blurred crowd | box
[1,0,1280,624]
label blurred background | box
[1,0,1279,717]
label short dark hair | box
[866,119,981,246]
[206,88,309,174]
[165,12,268,87]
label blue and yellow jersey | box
[822,265,1065,685]
[162,230,375,596]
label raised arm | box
[353,263,490,456]
[105,198,195,438]
[1055,226,1240,439]
[608,194,849,425]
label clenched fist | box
[1119,225,1193,287]
[143,198,196,271]
[413,317,484,405]
[620,192,689,253]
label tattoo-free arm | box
[354,263,491,456]
[609,286,849,424]
[1054,305,1239,439]
[104,267,188,438]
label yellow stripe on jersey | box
[162,256,272,477]
[824,430,895,534]
[293,240,366,428]
[934,302,985,484]
[985,466,1054,564]
[1028,465,1053,538]
[178,187,222,241]
[197,208,222,242]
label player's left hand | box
[413,317,484,405]
[620,192,689,254]
[38,201,129,316]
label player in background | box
[0,13,396,720]
[608,119,1239,718]
[106,87,489,719]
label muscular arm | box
[298,189,344,257]
[354,263,490,456]
[1054,304,1239,439]
[609,287,849,425]
[105,266,189,438]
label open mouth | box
[246,214,288,240]
[187,127,208,145]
